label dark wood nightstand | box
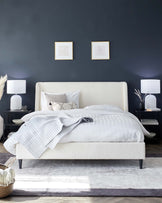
[135,109,161,144]
[1,110,31,142]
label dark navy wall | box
[0,0,162,113]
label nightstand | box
[1,110,31,142]
[135,109,161,143]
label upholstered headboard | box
[35,82,128,111]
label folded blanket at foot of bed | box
[4,115,93,158]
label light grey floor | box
[1,196,162,203]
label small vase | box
[139,102,144,110]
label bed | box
[14,82,145,169]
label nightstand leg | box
[18,159,22,169]
[139,159,143,169]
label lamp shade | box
[7,80,26,94]
[141,79,160,94]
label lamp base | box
[145,94,157,110]
[10,95,22,110]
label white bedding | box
[53,108,148,143]
[4,114,92,158]
[4,106,149,158]
[20,106,148,143]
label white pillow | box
[84,104,123,112]
[66,91,80,107]
[51,101,77,111]
[41,91,80,111]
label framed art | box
[91,41,110,60]
[54,41,73,60]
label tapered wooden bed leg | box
[18,159,22,169]
[139,159,143,169]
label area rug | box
[0,153,15,165]
[9,158,162,196]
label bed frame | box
[16,82,145,169]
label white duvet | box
[21,105,149,143]
[54,107,148,143]
[4,105,149,158]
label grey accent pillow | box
[44,93,67,110]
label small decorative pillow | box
[51,101,77,111]
[41,91,80,110]
[44,93,67,110]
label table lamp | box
[7,80,26,110]
[141,79,160,110]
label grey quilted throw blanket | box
[4,115,93,158]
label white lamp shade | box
[7,80,26,94]
[141,79,160,94]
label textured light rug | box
[10,158,162,196]
[0,153,15,164]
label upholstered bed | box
[14,82,145,169]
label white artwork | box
[91,41,110,60]
[55,42,73,60]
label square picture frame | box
[54,41,73,60]
[91,41,110,60]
